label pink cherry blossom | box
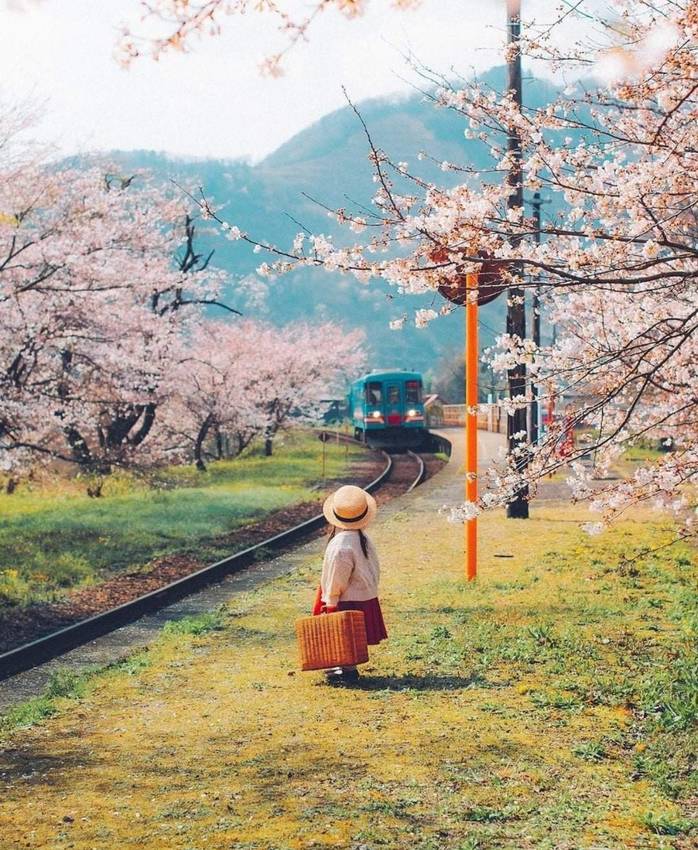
[161,319,366,469]
[176,0,698,539]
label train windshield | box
[405,380,423,404]
[366,382,383,405]
[387,385,400,405]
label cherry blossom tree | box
[172,0,697,539]
[164,318,365,469]
[162,320,264,471]
[251,320,365,455]
[0,99,364,484]
[0,116,230,481]
[116,0,420,74]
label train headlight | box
[371,411,382,418]
[407,409,417,417]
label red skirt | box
[338,598,388,645]
[311,587,388,645]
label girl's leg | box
[340,665,359,682]
[325,665,359,684]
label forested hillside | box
[100,68,560,376]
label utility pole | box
[530,190,542,447]
[529,191,552,444]
[506,0,529,519]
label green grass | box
[0,610,229,737]
[161,610,227,637]
[622,441,667,463]
[0,668,92,733]
[0,430,363,608]
[640,811,695,836]
[0,504,695,849]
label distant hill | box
[97,67,562,380]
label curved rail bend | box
[405,450,426,492]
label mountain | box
[100,67,562,382]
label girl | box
[312,484,388,683]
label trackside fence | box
[430,404,507,434]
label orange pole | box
[465,272,478,580]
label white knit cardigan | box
[320,530,380,606]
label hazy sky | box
[0,0,571,162]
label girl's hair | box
[327,526,369,559]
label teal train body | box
[347,370,427,449]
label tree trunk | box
[130,402,156,446]
[195,414,214,471]
[263,420,277,457]
[64,426,97,470]
[86,479,104,498]
[215,427,223,459]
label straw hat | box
[323,485,377,531]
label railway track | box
[0,436,438,682]
[372,449,425,500]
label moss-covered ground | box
[0,484,695,849]
[0,430,363,608]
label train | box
[348,370,427,449]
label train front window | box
[366,382,382,405]
[406,380,423,404]
[387,385,400,405]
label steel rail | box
[0,433,447,681]
[0,437,416,682]
[405,450,426,492]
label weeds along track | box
[0,434,447,682]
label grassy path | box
[0,436,695,849]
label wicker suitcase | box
[295,610,369,671]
